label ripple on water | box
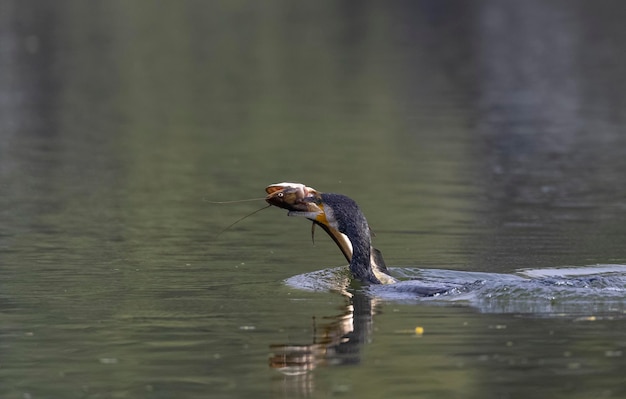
[284,264,626,315]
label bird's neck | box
[329,196,380,284]
[346,224,379,284]
[320,193,396,285]
[346,229,398,285]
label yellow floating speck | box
[415,326,424,335]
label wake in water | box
[284,264,626,315]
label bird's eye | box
[277,192,284,198]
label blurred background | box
[1,1,626,398]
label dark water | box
[2,1,626,398]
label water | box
[287,265,626,313]
[2,1,626,398]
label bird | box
[265,182,397,285]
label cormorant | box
[265,182,396,285]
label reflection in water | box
[472,0,626,270]
[270,263,626,397]
[269,292,376,396]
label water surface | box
[2,1,626,398]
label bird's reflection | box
[269,291,376,395]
